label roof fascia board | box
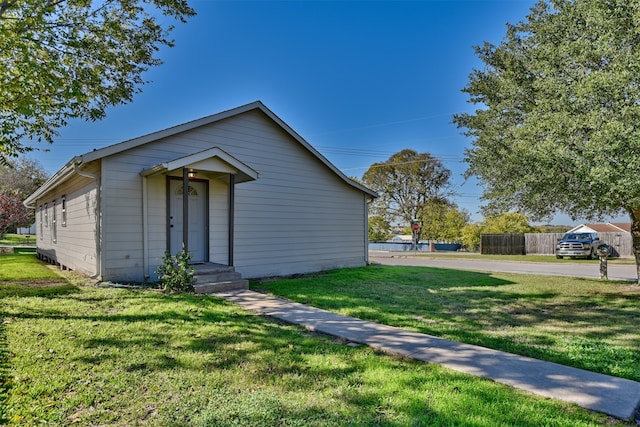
[63,100,376,198]
[140,147,258,181]
[606,223,628,233]
[256,104,378,199]
[24,157,82,206]
[80,101,264,164]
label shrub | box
[155,250,195,293]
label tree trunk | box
[629,208,640,285]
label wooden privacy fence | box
[524,233,565,255]
[598,232,634,257]
[481,234,526,255]
[483,232,637,257]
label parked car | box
[555,232,600,259]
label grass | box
[0,253,75,298]
[0,254,635,426]
[0,234,35,247]
[253,265,640,383]
[385,251,637,265]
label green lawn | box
[0,234,35,247]
[1,254,635,426]
[385,251,637,265]
[253,265,640,382]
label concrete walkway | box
[215,290,640,420]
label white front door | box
[169,180,207,263]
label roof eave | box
[23,156,83,206]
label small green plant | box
[155,250,195,293]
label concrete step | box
[194,280,249,293]
[196,271,242,283]
[192,263,248,293]
[192,263,235,275]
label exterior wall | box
[100,155,145,282]
[146,174,168,278]
[178,110,369,278]
[209,178,230,265]
[34,162,100,277]
[94,109,368,281]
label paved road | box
[370,251,638,282]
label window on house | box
[39,205,43,238]
[44,203,48,227]
[175,185,198,196]
[52,200,57,243]
[61,195,67,227]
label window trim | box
[61,195,67,227]
[39,205,43,238]
[52,199,57,243]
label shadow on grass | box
[3,283,627,426]
[0,283,79,298]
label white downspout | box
[74,165,102,279]
[364,194,370,265]
[142,176,149,282]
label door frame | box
[166,176,209,262]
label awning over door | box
[140,146,258,182]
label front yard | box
[255,265,640,382]
[1,253,636,426]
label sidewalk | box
[215,290,640,420]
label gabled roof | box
[81,101,376,197]
[610,222,631,233]
[25,101,378,205]
[140,147,258,183]
[567,223,631,233]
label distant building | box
[567,223,631,234]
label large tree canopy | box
[362,149,454,231]
[453,0,640,281]
[0,157,49,197]
[0,0,195,164]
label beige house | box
[25,102,377,288]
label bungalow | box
[24,101,377,288]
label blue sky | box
[27,0,627,225]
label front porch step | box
[194,280,249,294]
[192,263,248,293]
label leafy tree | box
[0,192,30,237]
[0,0,195,164]
[482,212,535,235]
[460,222,483,252]
[460,212,534,251]
[534,224,571,233]
[368,215,392,242]
[0,157,49,234]
[453,0,640,282]
[0,157,49,197]
[420,202,469,242]
[363,149,454,241]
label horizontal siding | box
[94,109,368,281]
[33,162,100,276]
[146,175,167,274]
[100,150,147,280]
[209,179,229,265]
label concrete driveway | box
[369,251,639,282]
